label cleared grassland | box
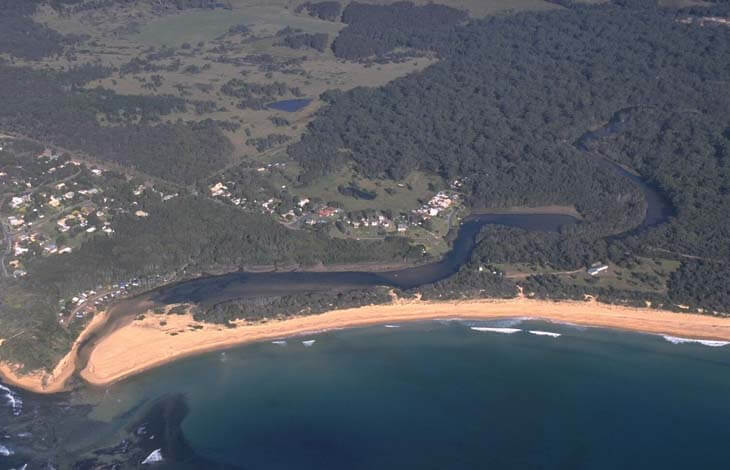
[291,168,441,213]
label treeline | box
[331,1,467,60]
[221,78,302,109]
[27,196,424,296]
[277,33,329,52]
[0,0,82,59]
[0,64,232,184]
[295,1,341,21]
[416,265,519,301]
[246,134,291,152]
[194,286,392,324]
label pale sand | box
[0,311,108,394]
[80,297,730,387]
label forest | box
[332,2,467,60]
[195,286,394,325]
[0,64,233,184]
[293,0,730,312]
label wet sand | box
[79,297,730,388]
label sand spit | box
[0,311,108,394]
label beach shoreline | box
[79,297,730,388]
[4,297,730,394]
[0,311,108,394]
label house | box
[318,207,337,217]
[397,224,408,232]
[10,196,28,208]
[135,210,149,218]
[8,216,24,227]
[587,265,608,276]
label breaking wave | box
[271,340,287,346]
[470,327,521,334]
[142,448,163,464]
[529,330,561,338]
[1,384,22,416]
[0,444,14,456]
[384,325,401,328]
[662,336,729,347]
[302,340,316,347]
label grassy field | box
[291,167,442,213]
[501,257,682,294]
[134,4,343,47]
[564,258,681,293]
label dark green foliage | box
[668,261,730,313]
[246,134,291,152]
[0,0,80,59]
[277,33,329,52]
[417,264,519,301]
[221,79,300,110]
[26,197,423,296]
[269,116,290,127]
[196,286,392,324]
[0,65,232,183]
[332,1,467,59]
[295,1,342,21]
[0,281,73,372]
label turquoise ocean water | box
[78,318,730,469]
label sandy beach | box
[78,297,730,388]
[0,311,108,394]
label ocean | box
[36,318,725,469]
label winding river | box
[73,109,676,377]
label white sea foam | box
[0,384,22,416]
[0,444,14,456]
[529,330,561,338]
[470,327,521,334]
[271,340,287,346]
[384,324,401,328]
[142,448,163,464]
[662,335,729,347]
[302,340,316,347]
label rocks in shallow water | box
[1,384,23,416]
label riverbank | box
[0,311,108,394]
[79,297,730,388]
